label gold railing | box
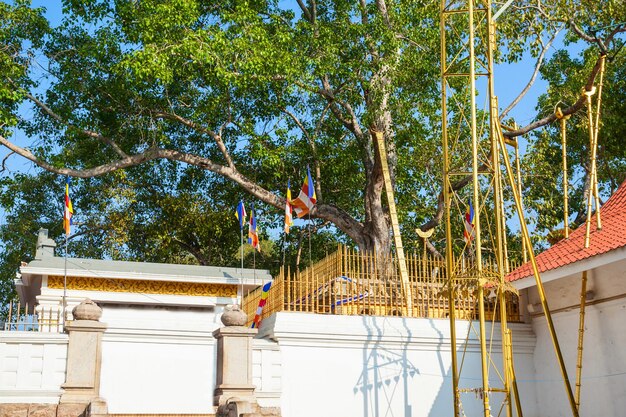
[2,300,62,332]
[243,246,520,326]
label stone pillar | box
[60,299,108,416]
[213,306,258,415]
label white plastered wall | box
[258,312,538,417]
[527,257,626,417]
[0,332,67,403]
[99,304,219,414]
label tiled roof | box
[508,179,626,282]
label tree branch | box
[153,110,236,169]
[503,53,605,138]
[500,27,562,119]
[281,107,324,202]
[25,92,129,158]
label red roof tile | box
[507,179,626,282]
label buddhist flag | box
[248,204,261,252]
[251,281,272,328]
[284,180,293,234]
[291,166,317,218]
[63,177,73,236]
[463,200,475,243]
[235,200,246,229]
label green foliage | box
[0,0,624,306]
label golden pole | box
[468,2,490,415]
[440,2,459,414]
[575,270,588,409]
[373,130,413,314]
[507,330,524,417]
[556,108,571,238]
[592,55,607,231]
[491,41,513,417]
[583,87,597,248]
[496,122,580,417]
[512,138,528,263]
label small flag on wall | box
[291,166,317,218]
[251,281,272,328]
[63,177,73,236]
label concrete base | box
[0,403,87,417]
[216,399,281,417]
[87,399,108,417]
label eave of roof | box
[20,255,272,285]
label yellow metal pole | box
[592,55,607,231]
[583,87,597,249]
[512,139,528,263]
[575,270,588,409]
[468,1,490,413]
[440,2,459,414]
[556,107,571,238]
[507,330,524,417]
[496,122,580,417]
[373,130,413,314]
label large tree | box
[0,0,624,275]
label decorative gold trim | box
[48,276,237,297]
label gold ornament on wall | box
[48,276,237,297]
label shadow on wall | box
[354,316,420,417]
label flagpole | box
[308,212,312,267]
[239,226,244,307]
[63,234,68,331]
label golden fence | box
[243,246,520,326]
[2,300,62,332]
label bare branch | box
[295,0,312,23]
[154,111,236,169]
[319,76,364,141]
[504,53,605,138]
[1,151,14,172]
[500,27,562,119]
[281,107,324,202]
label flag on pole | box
[251,281,272,328]
[291,166,317,218]
[248,204,261,252]
[63,177,73,236]
[284,180,293,234]
[463,200,475,243]
[235,200,246,229]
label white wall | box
[253,338,282,408]
[258,312,538,417]
[525,257,626,417]
[532,297,626,417]
[0,332,67,403]
[99,304,219,414]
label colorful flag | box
[291,166,317,218]
[251,281,272,328]
[463,200,475,243]
[248,204,261,252]
[235,200,246,229]
[284,180,293,234]
[63,177,73,236]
